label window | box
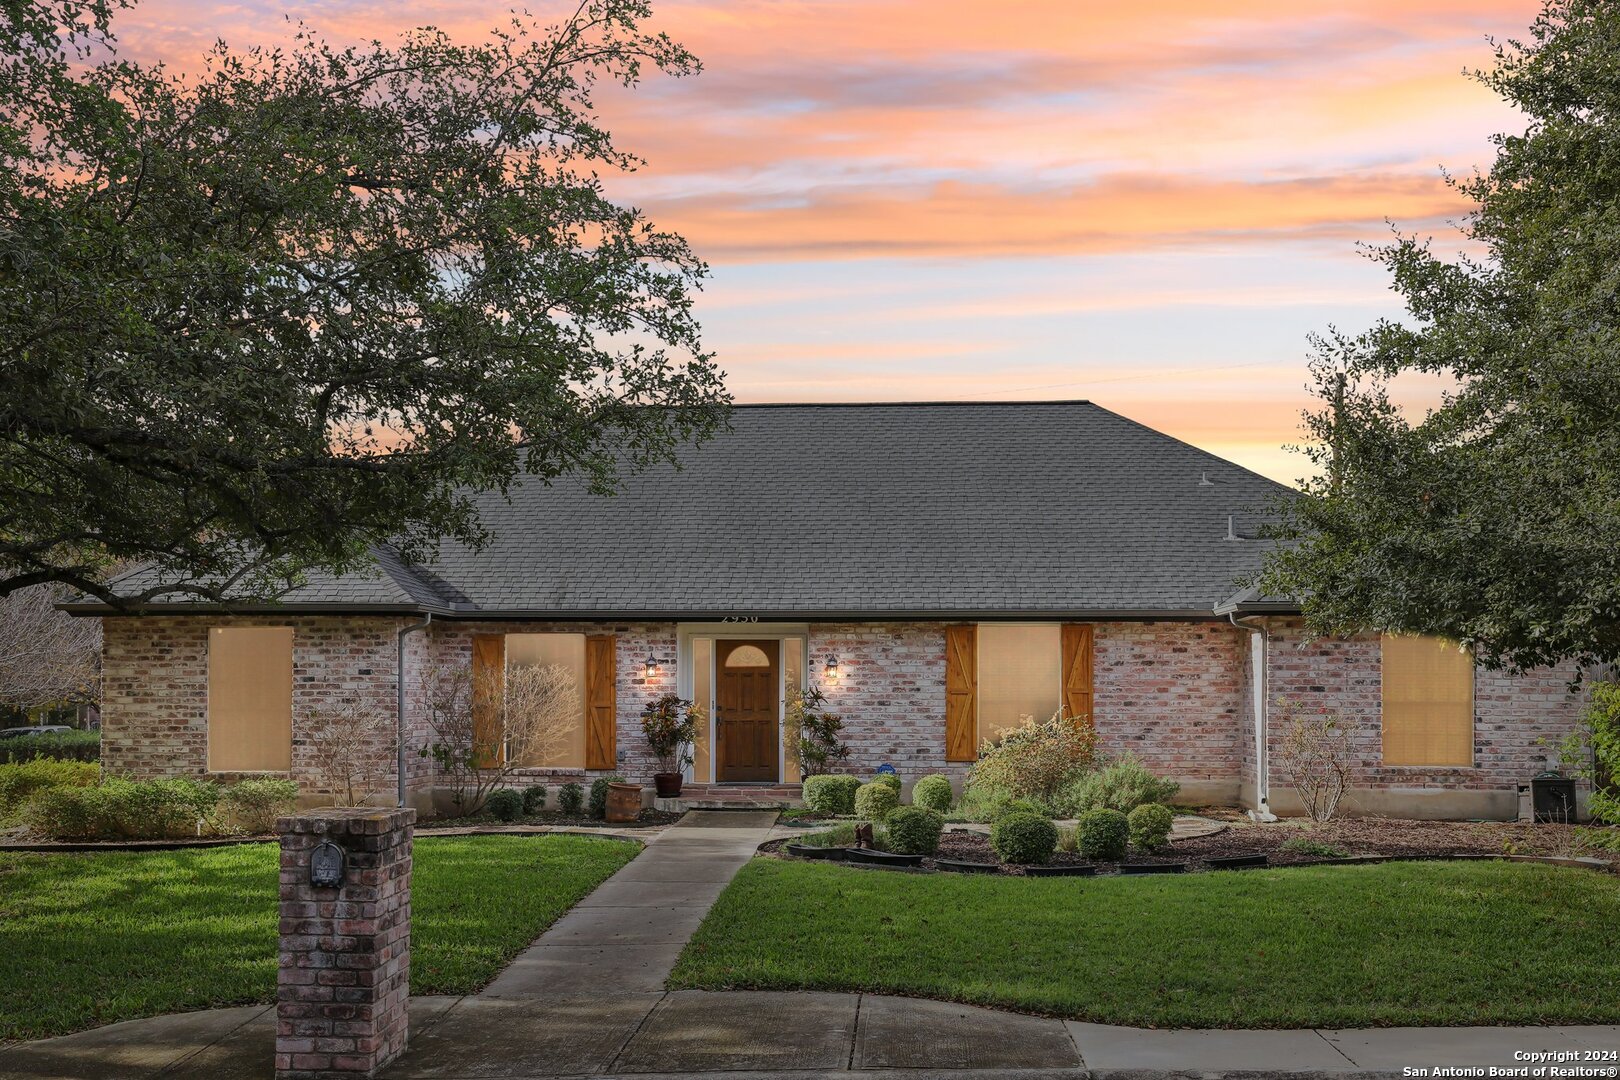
[976,624,1061,742]
[207,626,293,772]
[504,633,587,768]
[724,644,772,668]
[1381,634,1474,766]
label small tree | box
[1274,701,1362,822]
[418,656,580,814]
[784,684,850,778]
[502,664,582,769]
[303,700,392,807]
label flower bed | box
[770,816,1619,875]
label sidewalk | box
[3,808,1617,1078]
[4,989,1618,1079]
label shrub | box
[1274,702,1361,822]
[885,806,945,855]
[873,771,901,793]
[0,759,99,823]
[1127,803,1174,853]
[486,788,523,822]
[995,797,1052,820]
[1057,825,1078,853]
[522,785,547,815]
[26,777,221,840]
[785,684,851,777]
[1076,808,1129,861]
[912,774,953,813]
[558,782,584,816]
[1056,754,1180,817]
[217,778,298,834]
[0,729,100,764]
[1584,681,1620,825]
[588,774,625,819]
[853,781,899,822]
[802,774,860,816]
[969,712,1098,804]
[990,811,1058,865]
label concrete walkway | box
[5,810,1618,1078]
[479,809,777,999]
[5,990,1619,1078]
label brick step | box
[655,783,802,812]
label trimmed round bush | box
[853,781,899,822]
[802,774,861,816]
[994,797,1051,820]
[1127,802,1174,853]
[486,788,523,822]
[522,785,547,815]
[558,782,585,816]
[912,774,953,813]
[886,806,945,855]
[1076,807,1130,862]
[588,774,625,819]
[873,771,902,793]
[990,811,1058,865]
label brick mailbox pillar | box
[275,807,415,1079]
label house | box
[65,401,1592,820]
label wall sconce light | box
[645,657,661,678]
[824,655,840,680]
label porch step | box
[655,784,802,812]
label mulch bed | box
[420,807,681,830]
[767,817,1619,876]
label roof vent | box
[1198,472,1214,487]
[1224,515,1241,541]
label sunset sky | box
[118,0,1537,484]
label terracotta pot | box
[605,782,642,823]
[653,772,683,798]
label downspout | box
[1229,612,1277,822]
[397,612,433,809]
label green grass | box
[0,834,637,1042]
[670,859,1620,1028]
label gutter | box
[1229,612,1277,822]
[396,613,433,808]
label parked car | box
[0,725,74,739]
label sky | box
[114,0,1540,484]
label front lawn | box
[670,858,1620,1028]
[0,834,638,1042]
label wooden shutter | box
[585,634,618,770]
[1061,623,1095,727]
[470,634,505,767]
[944,624,978,762]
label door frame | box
[676,623,809,785]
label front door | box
[716,639,780,782]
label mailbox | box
[310,841,346,888]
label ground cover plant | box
[671,858,1620,1027]
[0,834,638,1041]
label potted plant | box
[641,694,700,797]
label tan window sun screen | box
[207,626,293,772]
[976,624,1061,743]
[1381,634,1474,767]
[505,633,587,768]
[724,644,772,668]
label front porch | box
[653,783,804,812]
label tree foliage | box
[1261,0,1620,672]
[0,0,727,606]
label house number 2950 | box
[720,616,759,623]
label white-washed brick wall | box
[1093,620,1245,784]
[1262,619,1591,794]
[101,615,415,802]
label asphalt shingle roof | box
[92,402,1298,618]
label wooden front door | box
[716,639,780,782]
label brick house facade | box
[79,403,1597,820]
